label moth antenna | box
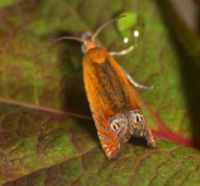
[92,15,125,40]
[54,36,83,43]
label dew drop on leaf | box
[117,11,145,47]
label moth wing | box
[83,50,122,160]
[93,113,121,160]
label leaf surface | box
[1,0,200,185]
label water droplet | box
[133,30,139,38]
[123,37,129,44]
[117,12,145,47]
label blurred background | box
[170,0,198,32]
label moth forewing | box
[83,47,155,159]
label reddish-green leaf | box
[1,0,200,185]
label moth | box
[57,17,156,160]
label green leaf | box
[3,141,200,186]
[0,0,22,8]
[1,0,200,185]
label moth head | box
[81,32,97,53]
[54,15,125,53]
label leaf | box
[0,100,96,185]
[4,141,200,186]
[0,0,23,8]
[1,0,200,185]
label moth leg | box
[110,45,134,56]
[110,46,152,89]
[120,66,153,89]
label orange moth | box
[57,17,156,160]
